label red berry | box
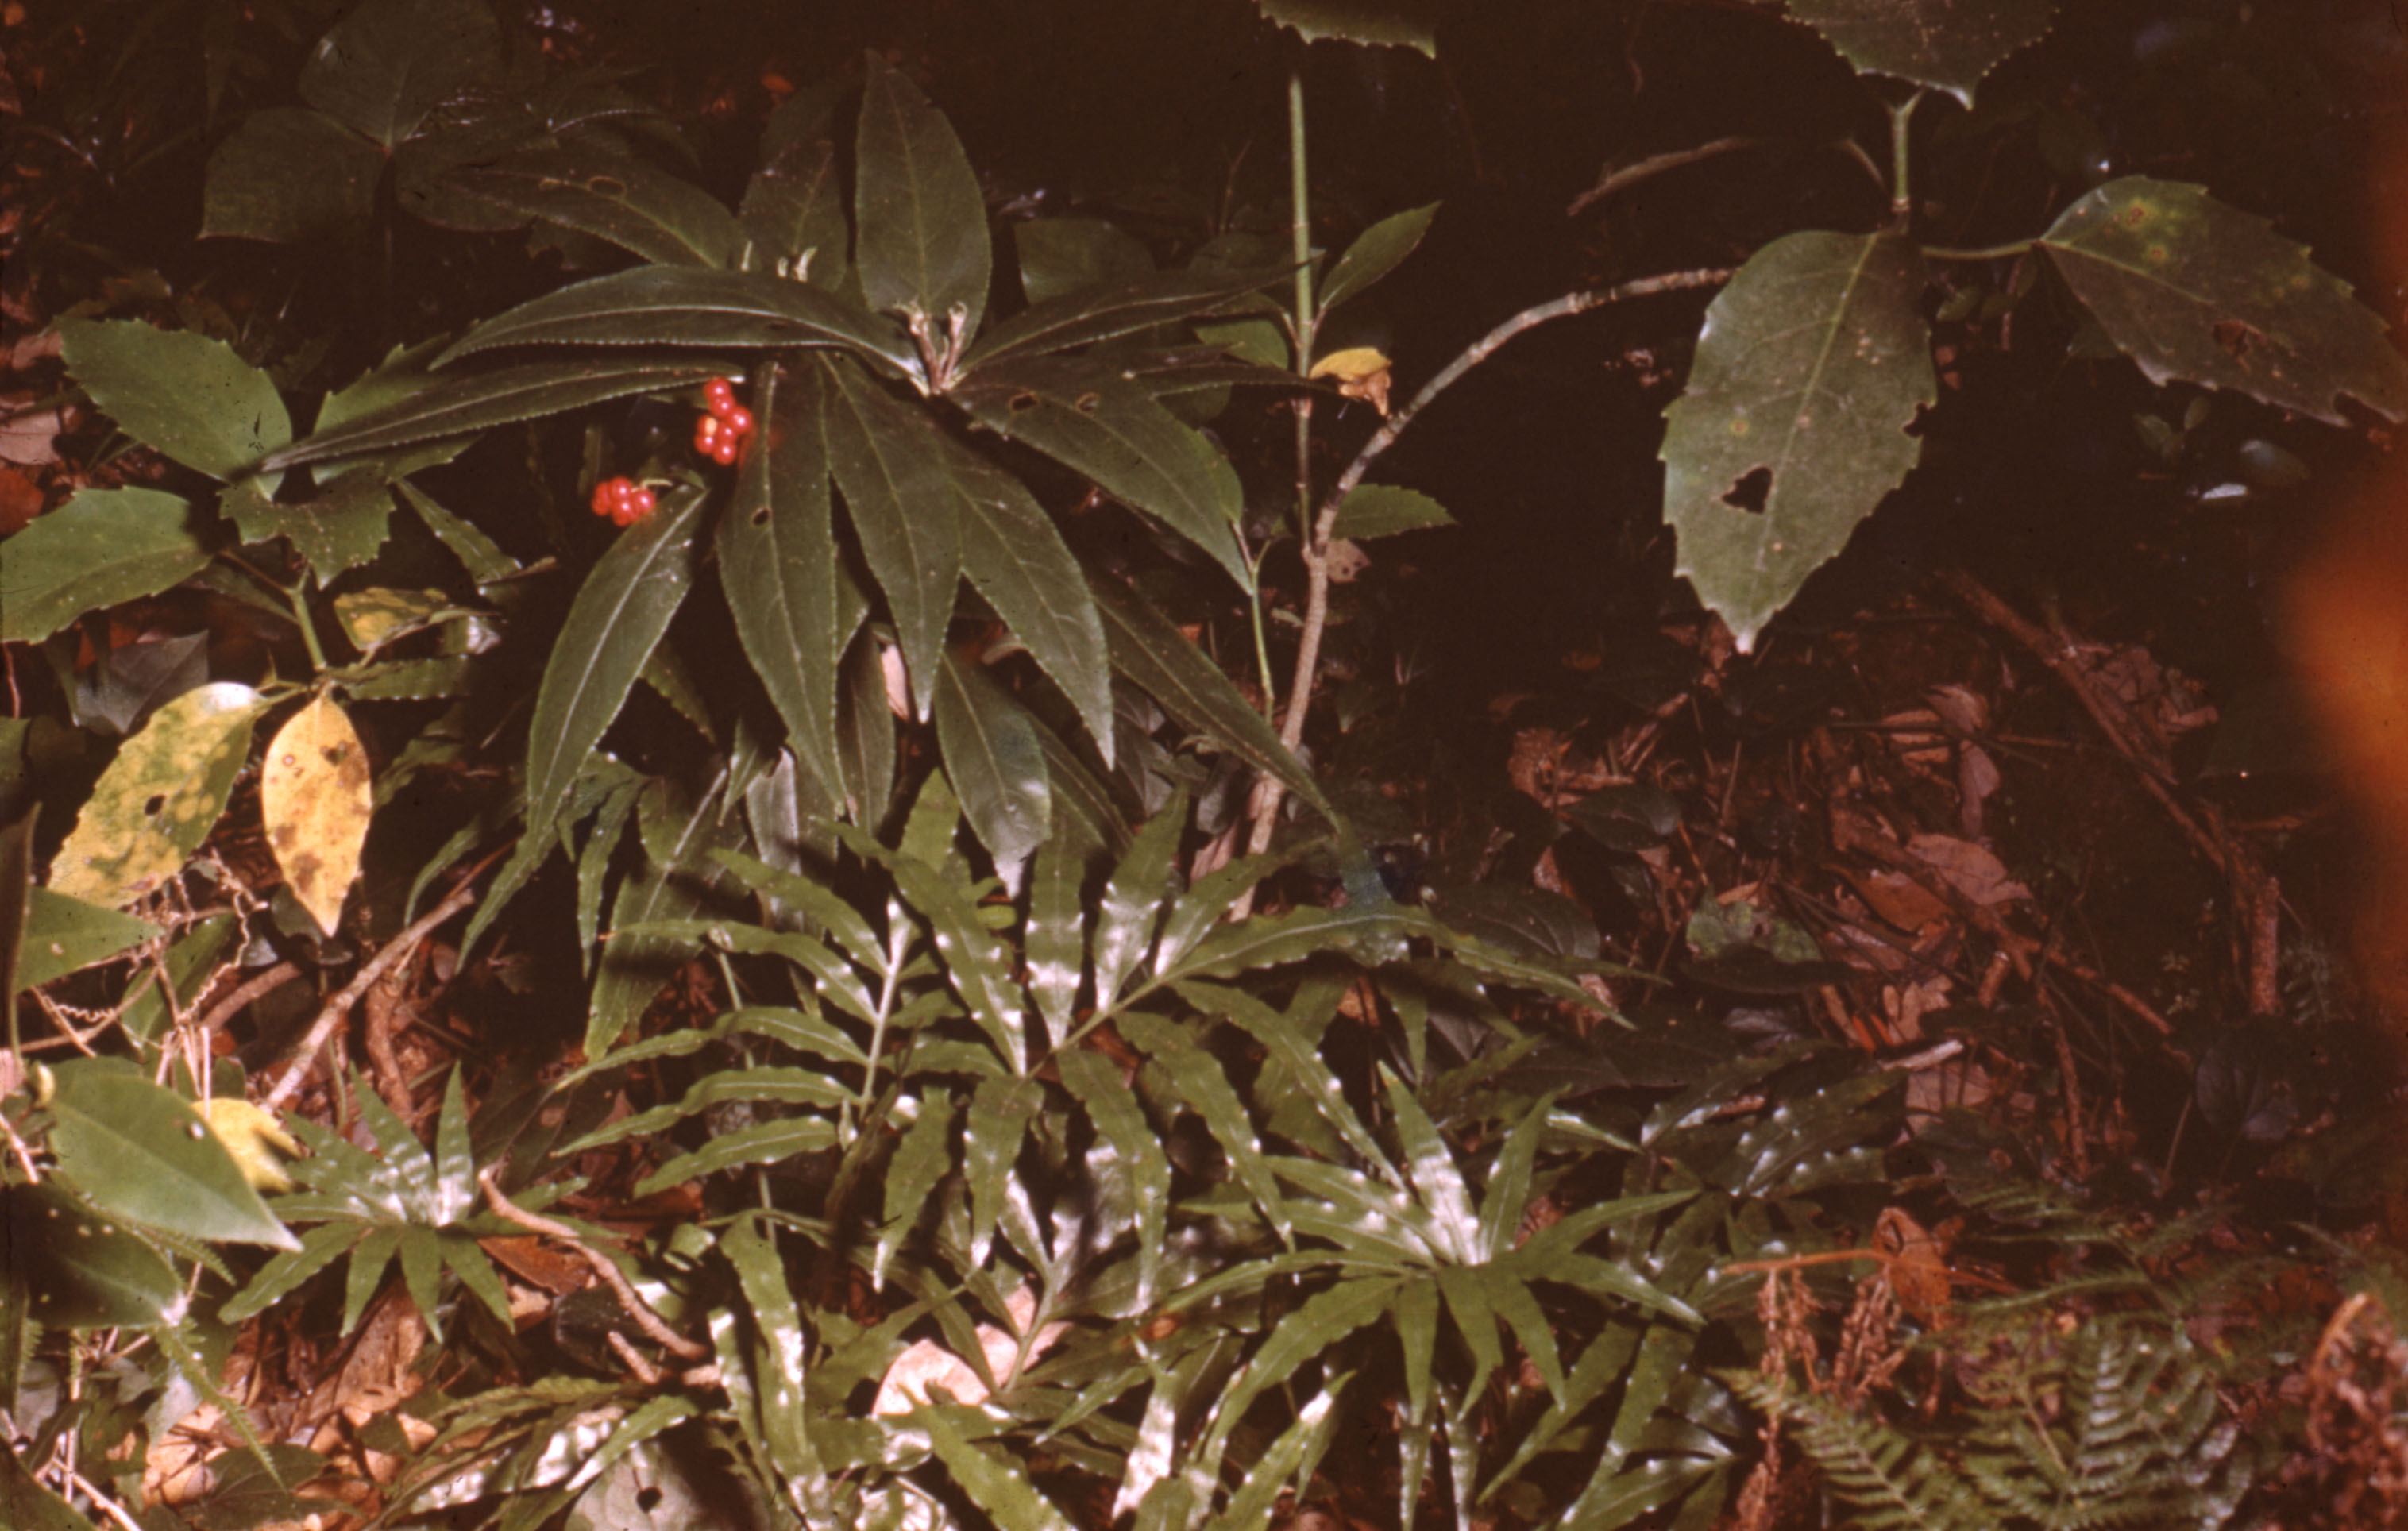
[721,404,754,438]
[592,476,631,518]
[694,415,724,453]
[630,485,656,517]
[712,438,740,465]
[704,377,737,415]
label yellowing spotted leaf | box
[262,695,373,936]
[193,1097,303,1194]
[1308,345,1393,415]
[48,682,267,906]
[333,586,456,654]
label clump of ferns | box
[1724,1263,2252,1531]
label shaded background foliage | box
[7,2,2408,1529]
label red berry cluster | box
[590,475,657,526]
[695,376,754,465]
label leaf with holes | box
[1661,230,1933,652]
[47,682,268,907]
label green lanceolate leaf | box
[296,0,501,146]
[1093,801,1183,1009]
[878,1090,956,1287]
[1023,830,1085,1041]
[1011,216,1156,308]
[1787,0,2060,106]
[0,488,211,644]
[719,360,866,808]
[720,1216,827,1492]
[935,654,1052,883]
[14,890,160,993]
[588,775,730,1059]
[743,83,855,293]
[1329,483,1454,542]
[952,357,1249,589]
[1317,202,1438,318]
[60,319,291,483]
[44,1059,295,1248]
[435,267,915,377]
[839,824,1028,1071]
[1661,229,1934,651]
[964,263,1295,370]
[964,1074,1043,1267]
[1087,574,1333,822]
[920,1409,1077,1531]
[201,106,385,243]
[47,682,268,908]
[854,53,991,340]
[1117,1011,1290,1244]
[447,146,746,268]
[260,355,731,472]
[820,359,961,721]
[1152,904,1407,992]
[523,484,708,839]
[944,452,1115,762]
[2,1182,184,1330]
[1056,1049,1169,1307]
[2041,176,2408,426]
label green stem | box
[1282,64,1317,715]
[856,897,911,1110]
[286,578,328,675]
[1922,240,2036,262]
[1888,88,1927,233]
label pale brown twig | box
[1234,269,1735,906]
[260,846,507,1112]
[476,1164,710,1363]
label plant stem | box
[1922,240,2035,262]
[1283,64,1318,714]
[1235,267,1735,873]
[1888,88,1928,233]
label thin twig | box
[260,847,506,1112]
[1568,137,1776,218]
[195,962,302,1038]
[477,1165,710,1363]
[1235,269,1735,889]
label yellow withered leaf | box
[193,1097,303,1194]
[1308,345,1394,415]
[260,694,373,937]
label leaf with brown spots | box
[48,681,268,906]
[261,694,374,937]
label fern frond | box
[1727,1372,1993,1531]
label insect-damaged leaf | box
[1661,230,1933,652]
[48,683,269,908]
[2041,176,2408,427]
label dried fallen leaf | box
[872,1284,1067,1415]
[261,694,373,937]
[1906,832,2029,906]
